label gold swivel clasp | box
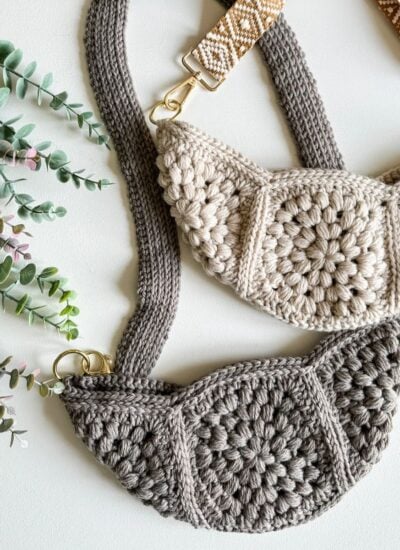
[149,73,200,125]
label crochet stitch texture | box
[64,320,400,532]
[60,0,400,534]
[156,120,399,331]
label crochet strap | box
[85,0,345,378]
[85,0,180,378]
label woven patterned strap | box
[192,0,284,83]
[376,0,400,34]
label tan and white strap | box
[376,1,400,35]
[187,0,285,87]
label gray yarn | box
[61,0,400,534]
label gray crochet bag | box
[61,0,400,533]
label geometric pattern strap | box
[192,0,285,83]
[376,0,400,34]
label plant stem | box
[0,64,110,149]
[0,288,64,331]
[0,236,30,260]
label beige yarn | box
[192,0,284,82]
[156,120,399,331]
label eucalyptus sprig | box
[0,356,65,448]
[0,254,79,341]
[0,40,110,148]
[0,116,113,197]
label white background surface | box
[1,1,400,549]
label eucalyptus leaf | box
[39,267,58,279]
[0,256,12,283]
[26,374,35,390]
[35,141,52,151]
[3,68,12,90]
[9,368,19,389]
[23,61,37,79]
[19,263,36,286]
[48,150,68,170]
[41,72,53,90]
[0,87,10,108]
[16,77,28,99]
[39,384,49,398]
[15,124,35,139]
[55,206,67,217]
[49,91,68,111]
[0,418,14,433]
[0,41,15,63]
[4,48,23,70]
[15,294,29,315]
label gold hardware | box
[149,53,224,125]
[52,349,113,380]
[149,74,199,125]
[81,351,114,376]
[182,52,225,91]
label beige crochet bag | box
[154,4,400,332]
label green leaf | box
[35,141,52,151]
[3,68,12,90]
[0,41,15,63]
[19,263,36,286]
[56,168,70,183]
[41,72,53,90]
[49,91,68,111]
[15,193,34,205]
[0,256,13,283]
[39,267,58,279]
[9,368,19,389]
[60,304,80,317]
[49,280,60,297]
[39,384,49,398]
[84,179,96,191]
[55,206,67,218]
[4,114,23,126]
[15,124,35,139]
[0,405,5,419]
[0,87,10,108]
[16,77,28,99]
[12,224,25,234]
[66,328,79,341]
[0,418,14,433]
[97,135,110,146]
[59,290,72,303]
[4,48,23,69]
[23,61,37,78]
[17,205,30,220]
[48,150,68,170]
[0,356,12,368]
[15,294,29,315]
[71,174,81,189]
[26,374,35,390]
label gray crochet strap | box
[219,4,345,170]
[85,0,180,378]
[85,0,345,378]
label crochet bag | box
[154,6,400,332]
[61,0,400,534]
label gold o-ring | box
[53,349,91,380]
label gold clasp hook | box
[52,349,113,380]
[149,73,200,125]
